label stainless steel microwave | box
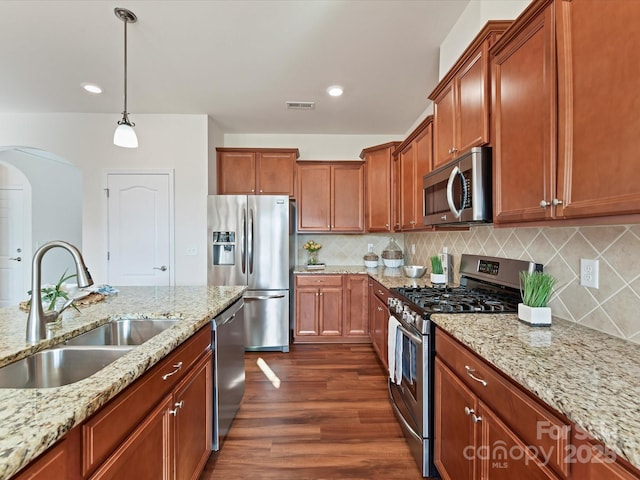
[423,146,492,226]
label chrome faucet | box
[26,241,94,343]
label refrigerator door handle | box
[248,208,255,275]
[244,294,286,300]
[241,208,246,274]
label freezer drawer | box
[243,290,289,352]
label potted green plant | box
[518,271,556,326]
[430,255,446,284]
[27,270,80,313]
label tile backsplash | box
[298,224,640,345]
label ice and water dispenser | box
[212,231,236,265]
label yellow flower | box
[303,240,322,253]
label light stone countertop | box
[432,314,640,471]
[0,285,245,480]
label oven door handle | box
[388,380,423,443]
[397,324,423,346]
[446,166,466,219]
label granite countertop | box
[432,313,640,471]
[0,285,245,480]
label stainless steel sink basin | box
[0,346,133,389]
[65,318,179,346]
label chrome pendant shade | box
[113,7,138,148]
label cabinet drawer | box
[371,280,389,304]
[82,326,211,476]
[436,329,571,477]
[295,274,343,288]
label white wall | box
[208,117,225,194]
[0,149,81,285]
[223,133,402,160]
[0,113,209,286]
[438,0,531,79]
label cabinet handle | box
[251,189,255,192]
[320,292,323,296]
[259,189,263,193]
[440,215,447,221]
[465,365,487,387]
[539,200,550,208]
[472,413,482,423]
[377,290,384,296]
[377,306,383,312]
[552,198,563,206]
[162,361,183,380]
[385,223,389,227]
[464,406,475,416]
[169,400,184,416]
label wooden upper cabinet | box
[430,21,512,169]
[393,116,434,231]
[492,0,640,225]
[297,162,364,233]
[360,142,401,233]
[554,0,640,220]
[216,148,299,197]
[491,1,556,224]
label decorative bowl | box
[403,265,427,278]
[364,260,379,268]
[383,258,403,268]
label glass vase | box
[307,250,319,265]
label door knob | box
[9,257,21,262]
[153,265,168,271]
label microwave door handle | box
[446,166,464,219]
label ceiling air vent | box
[286,101,315,110]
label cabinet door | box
[479,404,560,480]
[295,287,320,336]
[319,286,343,336]
[435,358,477,480]
[413,122,432,228]
[433,82,456,168]
[555,0,640,219]
[332,164,365,232]
[392,154,401,231]
[365,147,393,232]
[371,294,388,369]
[492,2,556,224]
[457,46,490,155]
[256,151,296,196]
[297,164,331,231]
[399,143,417,230]
[90,396,173,480]
[217,151,257,194]
[173,353,212,480]
[344,275,369,338]
[13,429,81,480]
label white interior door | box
[107,173,172,286]
[0,188,25,306]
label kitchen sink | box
[0,346,133,389]
[65,318,179,346]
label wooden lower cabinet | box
[294,274,369,343]
[173,354,213,480]
[369,279,389,368]
[89,396,173,480]
[13,428,81,480]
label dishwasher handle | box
[213,298,244,328]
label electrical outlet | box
[186,246,197,256]
[411,244,416,255]
[580,259,599,288]
[367,243,373,252]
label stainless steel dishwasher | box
[212,298,245,451]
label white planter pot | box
[430,273,446,284]
[518,303,552,326]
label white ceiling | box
[0,0,470,135]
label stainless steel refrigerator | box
[207,195,293,352]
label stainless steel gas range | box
[387,254,542,478]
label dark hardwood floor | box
[200,343,425,480]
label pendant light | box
[113,8,138,148]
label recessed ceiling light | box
[81,83,103,94]
[327,85,344,97]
